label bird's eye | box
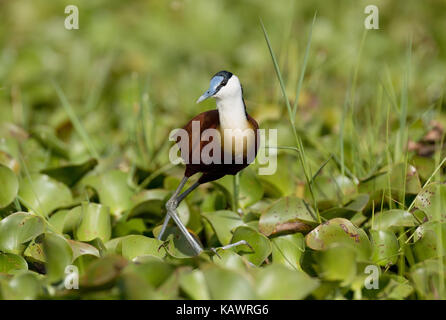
[221,79,228,86]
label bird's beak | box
[196,75,224,103]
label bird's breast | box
[218,121,257,160]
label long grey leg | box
[158,176,188,240]
[157,177,202,254]
[211,240,254,258]
[158,178,200,239]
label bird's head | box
[196,70,242,103]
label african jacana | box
[157,71,260,255]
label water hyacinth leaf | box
[113,218,146,237]
[371,209,417,230]
[24,238,45,263]
[230,226,272,266]
[259,196,317,237]
[370,230,399,266]
[48,208,82,234]
[83,170,134,217]
[359,163,421,195]
[256,264,319,299]
[80,255,128,289]
[203,265,256,299]
[0,150,20,173]
[271,233,305,270]
[410,258,446,299]
[216,167,264,209]
[67,239,100,261]
[123,259,175,288]
[18,173,73,217]
[41,158,98,187]
[43,233,73,283]
[0,253,28,274]
[202,210,245,246]
[344,194,370,212]
[306,218,371,261]
[30,125,70,158]
[412,221,446,261]
[179,269,210,300]
[1,271,44,300]
[238,168,264,208]
[0,164,19,208]
[414,183,446,222]
[120,235,164,260]
[212,250,247,271]
[74,203,111,242]
[411,155,435,181]
[310,175,356,201]
[316,244,357,285]
[0,212,46,254]
[377,276,413,300]
[129,189,189,225]
[258,166,293,197]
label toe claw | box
[210,248,222,259]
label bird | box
[157,70,260,255]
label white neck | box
[216,95,249,130]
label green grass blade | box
[52,80,99,159]
[292,12,316,118]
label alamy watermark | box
[364,5,379,29]
[64,5,79,30]
[64,265,79,290]
[364,264,379,289]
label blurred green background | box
[1,0,445,173]
[1,0,446,300]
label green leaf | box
[414,183,446,222]
[371,209,418,230]
[256,264,319,299]
[48,208,82,234]
[271,233,305,270]
[41,158,98,187]
[179,269,210,300]
[202,210,245,246]
[120,235,165,260]
[230,226,272,266]
[67,239,100,261]
[0,164,18,208]
[0,212,46,254]
[83,170,134,218]
[410,258,446,299]
[129,189,189,225]
[306,218,371,261]
[212,250,248,271]
[216,167,264,209]
[203,265,256,299]
[80,255,128,289]
[0,253,28,274]
[370,230,399,266]
[259,196,317,236]
[316,244,357,285]
[1,271,44,299]
[359,163,421,195]
[30,125,70,158]
[43,233,73,283]
[74,202,112,242]
[18,173,73,217]
[412,221,446,261]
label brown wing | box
[174,110,220,176]
[174,109,260,180]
